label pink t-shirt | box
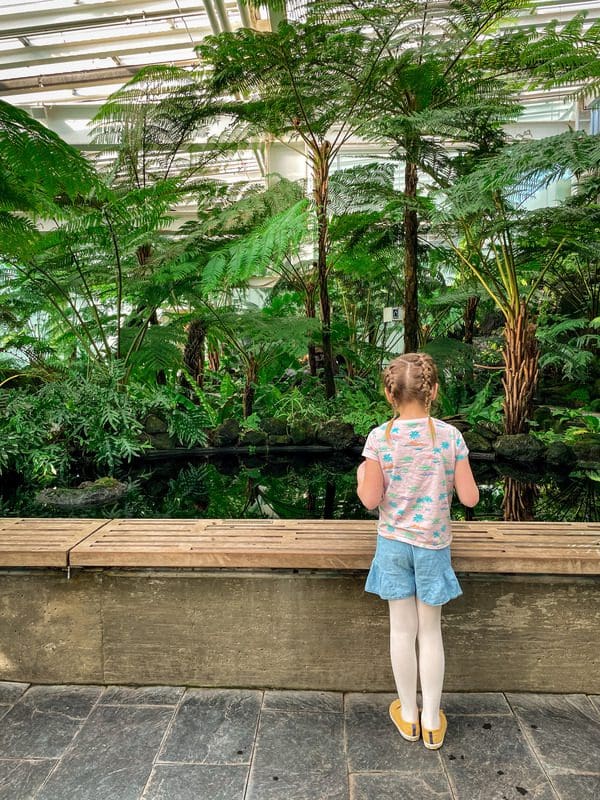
[362,417,469,549]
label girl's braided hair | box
[383,352,438,442]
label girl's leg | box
[388,597,419,723]
[416,599,444,730]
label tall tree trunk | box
[403,156,419,353]
[502,302,539,435]
[463,296,479,344]
[312,141,336,399]
[183,319,207,389]
[243,354,258,418]
[305,282,317,377]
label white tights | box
[388,596,444,730]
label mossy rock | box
[208,419,240,447]
[317,421,356,450]
[268,434,292,446]
[476,419,503,439]
[545,441,576,469]
[144,413,168,434]
[148,432,178,450]
[36,478,128,509]
[494,434,545,463]
[463,430,493,453]
[289,420,317,445]
[571,434,600,467]
[240,429,267,446]
[445,417,469,433]
[261,417,288,436]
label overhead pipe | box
[213,0,233,32]
[236,0,252,29]
[201,0,221,33]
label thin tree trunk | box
[502,302,539,435]
[305,283,318,377]
[403,156,419,353]
[183,319,207,389]
[463,296,479,344]
[312,141,336,399]
[208,347,220,372]
[243,354,258,418]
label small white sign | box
[383,306,404,323]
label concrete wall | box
[1,569,598,692]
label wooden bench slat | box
[0,519,111,567]
[3,518,600,574]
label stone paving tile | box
[507,694,600,776]
[100,685,185,706]
[0,708,8,723]
[552,773,600,800]
[142,764,248,800]
[441,714,556,800]
[0,682,29,705]
[159,689,261,765]
[442,692,513,716]
[345,693,443,772]
[246,765,348,800]
[590,696,600,715]
[350,771,452,800]
[0,685,101,759]
[36,704,174,800]
[245,709,347,800]
[263,690,343,713]
[0,759,55,800]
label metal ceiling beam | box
[1,31,210,72]
[0,1,241,40]
[0,64,195,95]
[0,1,203,38]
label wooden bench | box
[1,518,599,574]
[1,518,599,692]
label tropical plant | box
[434,130,600,436]
[196,17,400,397]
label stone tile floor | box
[0,683,598,800]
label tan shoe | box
[389,700,420,742]
[422,710,448,750]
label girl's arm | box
[454,458,479,507]
[357,458,385,510]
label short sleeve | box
[455,430,469,461]
[362,428,380,461]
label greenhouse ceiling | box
[1,1,599,104]
[1,1,599,185]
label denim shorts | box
[365,535,463,606]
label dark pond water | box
[1,453,598,522]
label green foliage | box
[537,316,600,382]
[329,379,390,436]
[462,377,504,428]
[0,366,150,482]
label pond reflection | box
[1,454,598,522]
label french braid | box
[383,353,438,443]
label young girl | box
[357,352,479,750]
